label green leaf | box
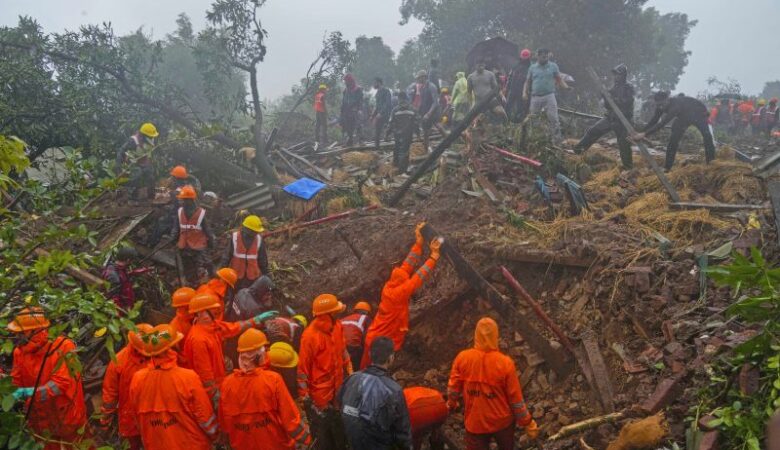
[706,417,723,428]
[2,394,15,412]
[747,437,761,450]
[8,432,21,450]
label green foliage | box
[698,249,780,448]
[351,36,398,88]
[0,135,29,190]
[0,135,138,449]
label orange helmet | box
[170,165,188,179]
[312,293,346,317]
[143,324,183,356]
[7,307,50,333]
[171,287,197,308]
[176,185,197,199]
[189,293,222,314]
[354,301,371,313]
[216,268,238,288]
[772,98,779,104]
[128,323,153,353]
[237,328,269,352]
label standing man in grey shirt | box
[467,61,507,123]
[523,48,569,143]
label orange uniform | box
[297,315,352,409]
[361,242,436,368]
[101,344,148,439]
[196,280,227,319]
[177,206,208,250]
[219,367,311,449]
[182,320,243,399]
[447,318,532,435]
[11,332,87,449]
[169,310,193,341]
[228,230,263,281]
[128,351,218,450]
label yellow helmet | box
[139,123,159,138]
[758,99,767,106]
[269,342,299,368]
[242,215,264,232]
[318,84,328,90]
[292,314,308,328]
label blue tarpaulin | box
[283,177,326,200]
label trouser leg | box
[347,345,363,371]
[694,119,716,163]
[464,430,491,450]
[316,408,347,450]
[544,93,562,142]
[614,120,634,169]
[396,134,412,173]
[665,119,687,170]
[574,117,612,153]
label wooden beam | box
[670,202,766,212]
[98,212,150,250]
[421,224,571,377]
[586,67,681,203]
[280,147,332,181]
[581,332,616,412]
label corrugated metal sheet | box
[226,183,276,211]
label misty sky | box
[2,0,778,100]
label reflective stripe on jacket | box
[341,313,370,348]
[229,231,262,281]
[177,207,207,250]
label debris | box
[98,212,150,250]
[669,202,766,212]
[738,363,760,396]
[484,143,543,168]
[556,173,590,215]
[547,411,625,441]
[581,332,615,412]
[697,431,719,450]
[606,412,668,450]
[225,183,275,211]
[639,374,686,414]
[264,205,379,238]
[281,147,332,181]
[769,181,780,245]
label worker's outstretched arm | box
[642,107,664,134]
[100,359,121,423]
[398,237,441,298]
[400,222,427,275]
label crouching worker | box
[404,386,449,450]
[128,324,218,450]
[339,336,413,450]
[219,329,311,450]
[448,318,539,450]
[8,308,88,450]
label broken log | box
[281,147,332,181]
[770,181,780,245]
[165,144,261,191]
[547,411,626,441]
[500,266,575,353]
[670,202,766,212]
[388,89,499,206]
[98,212,150,251]
[264,205,379,238]
[587,67,681,203]
[581,332,616,412]
[421,224,571,377]
[484,144,543,168]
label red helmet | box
[520,48,532,60]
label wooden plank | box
[98,212,151,250]
[586,67,681,203]
[581,332,615,412]
[281,148,332,181]
[421,224,572,377]
[470,163,504,203]
[670,202,766,213]
[769,181,780,245]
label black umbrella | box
[466,37,520,73]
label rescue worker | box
[221,214,269,290]
[219,329,312,449]
[447,318,539,450]
[168,165,202,195]
[227,274,275,321]
[339,336,413,450]
[340,73,364,146]
[182,293,277,404]
[298,293,353,450]
[709,98,733,135]
[101,323,153,450]
[314,84,329,146]
[439,87,452,126]
[102,246,151,311]
[128,324,218,450]
[265,314,307,350]
[633,91,717,171]
[468,61,506,123]
[340,301,373,370]
[406,70,440,151]
[116,122,158,200]
[373,77,393,149]
[767,98,779,136]
[451,72,471,123]
[523,48,569,144]
[573,64,636,169]
[361,223,442,369]
[169,287,196,339]
[404,387,449,450]
[171,185,215,283]
[386,90,419,173]
[736,100,755,135]
[269,341,301,400]
[506,48,532,123]
[752,99,768,135]
[147,166,200,247]
[8,308,88,450]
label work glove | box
[525,419,540,440]
[12,387,34,401]
[253,310,279,324]
[446,397,459,412]
[415,222,426,246]
[430,237,444,260]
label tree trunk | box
[249,66,278,184]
